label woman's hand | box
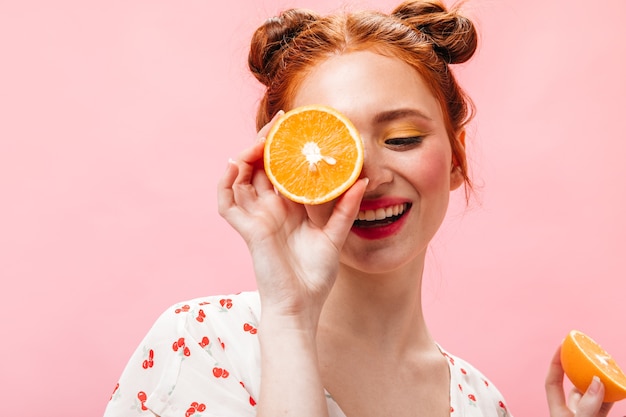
[546,346,614,417]
[217,112,367,328]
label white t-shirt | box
[103,291,512,417]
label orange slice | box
[561,329,626,402]
[263,105,364,205]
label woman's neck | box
[317,260,433,358]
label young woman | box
[104,1,613,416]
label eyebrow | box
[373,108,433,124]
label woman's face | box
[292,50,463,274]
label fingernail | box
[228,158,236,165]
[588,376,602,395]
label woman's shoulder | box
[104,291,263,417]
[149,290,262,334]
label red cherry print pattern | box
[142,349,154,369]
[172,337,191,356]
[468,394,476,402]
[198,301,211,306]
[499,401,507,411]
[450,406,454,413]
[196,309,206,322]
[460,368,467,375]
[199,336,210,348]
[484,379,489,387]
[212,367,230,378]
[243,322,257,334]
[110,382,119,400]
[185,401,207,417]
[175,304,191,314]
[240,381,257,407]
[217,337,225,350]
[219,298,233,309]
[442,351,455,366]
[137,391,148,411]
[458,384,463,392]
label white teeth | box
[356,204,407,221]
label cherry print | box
[110,382,119,400]
[249,396,257,406]
[200,336,210,348]
[142,349,155,369]
[219,298,233,309]
[172,337,191,356]
[185,401,206,417]
[468,394,476,402]
[450,406,454,412]
[460,368,467,375]
[217,337,225,349]
[196,309,206,322]
[458,384,463,392]
[137,391,148,411]
[243,322,257,334]
[442,351,455,365]
[198,301,210,306]
[212,367,230,378]
[175,304,191,314]
[484,379,489,387]
[499,401,507,410]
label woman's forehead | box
[292,50,443,124]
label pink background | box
[1,0,625,415]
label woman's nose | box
[359,145,392,191]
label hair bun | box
[248,9,319,86]
[392,0,477,64]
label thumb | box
[323,178,368,247]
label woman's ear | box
[450,129,466,191]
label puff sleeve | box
[103,292,262,417]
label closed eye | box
[385,136,423,148]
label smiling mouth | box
[353,203,411,227]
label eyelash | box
[385,136,423,148]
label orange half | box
[263,105,364,205]
[561,329,626,402]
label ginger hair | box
[248,0,478,191]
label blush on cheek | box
[412,156,451,191]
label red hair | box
[248,0,478,192]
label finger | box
[252,111,286,194]
[567,388,582,413]
[234,110,285,189]
[545,345,572,417]
[217,158,264,221]
[323,178,368,248]
[233,140,266,186]
[217,159,240,217]
[574,376,613,417]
